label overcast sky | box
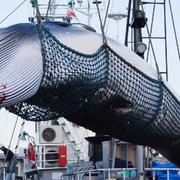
[0,0,180,150]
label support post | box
[133,0,142,52]
[136,145,144,179]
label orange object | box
[58,145,67,167]
[27,143,36,161]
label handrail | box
[35,143,84,169]
[144,168,180,180]
[62,168,137,180]
[61,167,180,180]
[145,168,180,171]
[64,167,137,174]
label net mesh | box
[6,25,180,145]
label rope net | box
[6,25,180,146]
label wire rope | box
[45,0,53,20]
[14,119,26,154]
[94,0,107,44]
[2,115,19,169]
[0,0,28,25]
[7,116,19,150]
[103,0,111,29]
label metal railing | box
[60,167,180,180]
[35,143,84,169]
[61,168,137,180]
[145,167,180,180]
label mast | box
[133,0,142,52]
[125,0,132,46]
[125,0,147,56]
[132,0,145,177]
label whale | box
[0,21,180,166]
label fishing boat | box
[0,0,180,179]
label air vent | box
[42,128,56,142]
[39,125,63,144]
[45,149,59,164]
[43,146,59,167]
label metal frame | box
[125,0,169,80]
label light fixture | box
[108,13,127,21]
[19,131,35,143]
[19,131,28,141]
[136,42,147,54]
[108,13,127,41]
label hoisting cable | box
[35,0,45,45]
[35,0,42,27]
[14,120,26,154]
[45,0,52,20]
[7,116,19,151]
[168,0,180,61]
[1,102,23,172]
[94,0,107,45]
[0,0,28,25]
[2,115,19,170]
[105,0,115,35]
[103,0,111,30]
